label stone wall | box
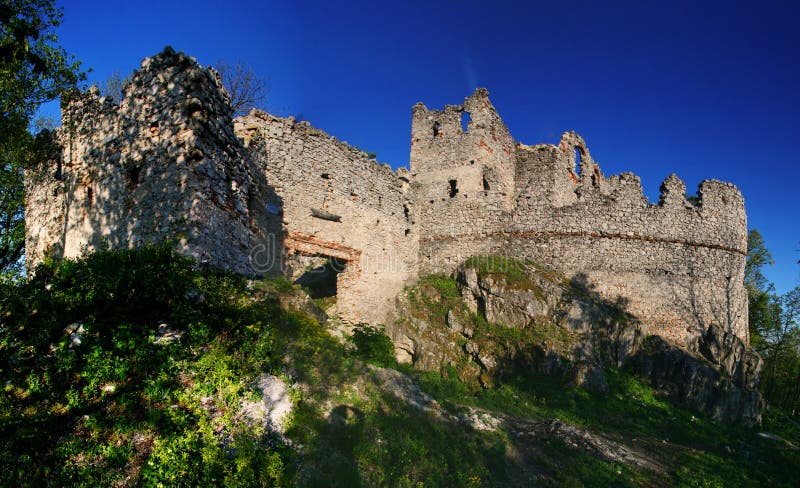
[233,112,417,323]
[25,47,283,277]
[411,91,748,346]
[24,48,749,347]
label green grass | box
[394,259,800,487]
[406,363,800,486]
[464,255,566,291]
[2,247,798,486]
[0,247,513,486]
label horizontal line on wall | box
[418,230,747,256]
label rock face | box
[388,259,763,425]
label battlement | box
[413,92,748,346]
[25,48,749,347]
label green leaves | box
[0,246,292,486]
[745,229,800,415]
[0,0,83,119]
[350,323,397,368]
[745,229,773,293]
[0,0,84,277]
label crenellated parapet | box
[414,92,749,347]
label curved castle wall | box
[411,91,748,346]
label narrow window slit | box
[448,179,459,198]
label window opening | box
[461,111,471,133]
[448,179,459,198]
[127,165,142,187]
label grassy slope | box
[0,248,797,487]
[397,260,800,487]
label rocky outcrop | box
[388,258,763,425]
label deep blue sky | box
[45,0,799,293]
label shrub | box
[350,324,397,367]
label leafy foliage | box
[745,229,800,414]
[0,0,84,276]
[0,247,512,486]
[350,323,397,367]
[0,246,290,485]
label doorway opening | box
[293,256,348,299]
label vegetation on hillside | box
[0,246,506,486]
[746,230,800,415]
[1,246,798,486]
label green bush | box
[350,323,397,367]
[0,245,289,486]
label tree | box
[100,70,130,103]
[0,0,83,276]
[758,288,800,402]
[215,59,268,117]
[745,230,800,415]
[746,229,773,292]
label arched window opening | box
[461,111,471,133]
[482,175,491,191]
[432,121,441,138]
[574,147,583,178]
[448,179,459,198]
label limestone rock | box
[389,260,764,425]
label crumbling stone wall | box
[25,47,283,277]
[24,48,749,348]
[412,90,748,346]
[233,111,417,323]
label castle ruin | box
[25,48,749,349]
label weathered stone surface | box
[26,47,749,360]
[390,261,763,425]
[233,110,417,324]
[631,336,763,425]
[25,47,283,277]
[239,374,293,440]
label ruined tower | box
[25,47,283,277]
